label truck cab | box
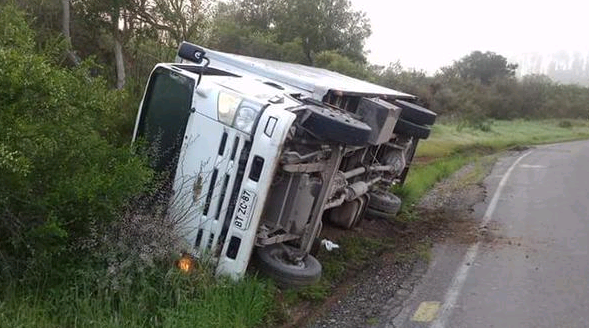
[132,42,436,287]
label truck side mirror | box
[177,42,207,64]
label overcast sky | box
[352,0,589,73]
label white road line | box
[481,151,532,227]
[519,164,546,169]
[429,151,532,328]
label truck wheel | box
[394,100,437,126]
[394,118,431,139]
[397,138,419,185]
[365,207,397,220]
[301,104,372,146]
[367,190,401,216]
[255,244,321,288]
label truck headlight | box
[218,91,263,134]
[217,91,241,126]
[234,102,261,134]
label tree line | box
[8,0,589,125]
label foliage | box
[275,0,371,64]
[5,1,589,326]
[314,50,374,80]
[451,51,518,85]
[129,0,213,47]
[375,53,589,125]
[210,0,370,65]
[0,4,152,282]
[10,0,589,124]
[209,14,307,63]
[558,120,573,128]
[378,62,430,98]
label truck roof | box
[176,42,417,102]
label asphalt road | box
[396,140,589,328]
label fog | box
[353,0,589,83]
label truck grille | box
[192,132,251,256]
[219,140,250,250]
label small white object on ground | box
[321,239,340,251]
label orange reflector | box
[177,254,194,273]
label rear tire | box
[394,100,437,126]
[394,118,431,139]
[365,207,397,220]
[368,190,402,214]
[256,244,321,288]
[301,104,372,146]
[366,190,401,220]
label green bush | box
[314,50,373,80]
[0,4,152,283]
[558,120,573,128]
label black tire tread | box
[367,190,401,214]
[255,244,321,288]
[365,207,397,220]
[301,105,372,146]
[394,99,437,126]
[393,118,431,139]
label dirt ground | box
[277,158,496,328]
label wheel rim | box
[269,247,306,270]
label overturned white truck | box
[132,42,436,287]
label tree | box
[130,0,212,47]
[378,62,432,104]
[314,50,372,80]
[210,0,370,65]
[518,74,553,117]
[231,0,280,31]
[73,0,132,89]
[61,0,81,65]
[276,0,371,64]
[452,51,518,84]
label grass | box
[0,269,276,328]
[394,155,473,212]
[417,119,589,158]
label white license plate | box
[234,189,256,230]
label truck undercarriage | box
[251,95,429,286]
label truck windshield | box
[137,67,195,173]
